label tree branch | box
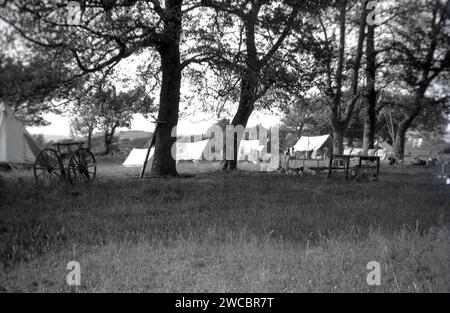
[259,6,299,67]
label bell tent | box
[0,102,42,166]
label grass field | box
[0,162,449,292]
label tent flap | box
[123,139,269,167]
[0,102,41,164]
[176,140,210,161]
[122,140,210,167]
[293,135,330,152]
[238,140,265,162]
[123,148,154,168]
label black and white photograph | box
[0,0,449,299]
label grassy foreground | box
[0,163,449,292]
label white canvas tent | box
[0,102,41,165]
[176,140,210,161]
[123,139,267,167]
[377,141,394,160]
[123,148,154,168]
[293,135,330,153]
[238,140,265,163]
[343,143,393,160]
[122,140,210,168]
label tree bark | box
[222,79,256,170]
[87,127,93,150]
[363,23,376,152]
[329,0,368,156]
[150,0,182,177]
[104,131,110,155]
[393,121,408,160]
[393,92,424,160]
[104,123,118,155]
[391,1,447,159]
[222,5,260,171]
[332,121,345,155]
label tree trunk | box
[393,91,425,160]
[346,131,355,148]
[222,6,259,171]
[391,1,445,159]
[332,123,345,155]
[104,132,112,155]
[150,0,182,177]
[87,127,93,150]
[104,125,117,155]
[104,131,110,155]
[329,0,368,156]
[150,43,181,176]
[393,121,408,160]
[362,106,376,152]
[222,80,256,170]
[363,23,376,152]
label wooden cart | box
[34,142,96,186]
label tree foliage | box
[76,85,155,154]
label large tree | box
[71,102,98,149]
[280,97,331,138]
[362,12,377,152]
[315,0,370,155]
[0,26,79,125]
[379,94,450,147]
[361,0,395,152]
[384,0,450,159]
[0,56,63,125]
[199,0,323,170]
[96,85,154,154]
[0,0,207,176]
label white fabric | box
[238,140,265,162]
[350,148,364,156]
[293,135,330,152]
[378,141,393,152]
[367,149,377,156]
[260,152,272,162]
[123,148,154,168]
[0,102,41,164]
[124,139,268,167]
[377,149,388,160]
[175,140,210,161]
[344,148,353,155]
[123,140,210,167]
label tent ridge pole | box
[140,122,159,179]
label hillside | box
[89,132,153,162]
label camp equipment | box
[34,142,96,186]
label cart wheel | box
[34,148,64,185]
[68,148,96,186]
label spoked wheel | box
[34,148,64,186]
[68,148,96,186]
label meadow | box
[0,162,449,292]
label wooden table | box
[328,154,380,181]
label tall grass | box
[0,164,449,292]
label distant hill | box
[32,134,74,144]
[88,130,153,159]
[118,130,152,140]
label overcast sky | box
[26,111,284,138]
